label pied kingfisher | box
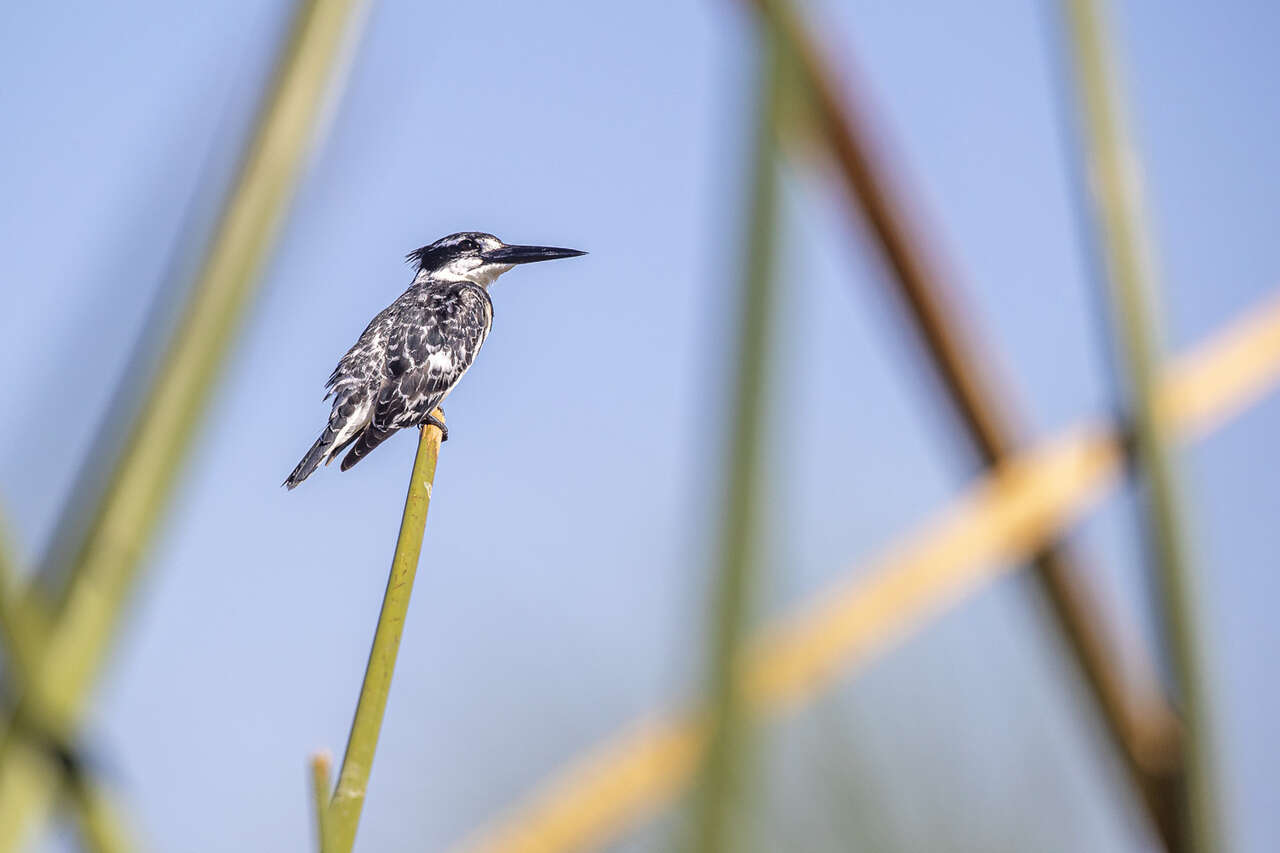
[284,232,585,489]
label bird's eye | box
[460,238,478,252]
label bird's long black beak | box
[483,244,586,265]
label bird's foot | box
[425,411,449,442]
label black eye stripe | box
[406,233,493,269]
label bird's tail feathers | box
[283,430,335,489]
[285,390,372,488]
[340,425,394,472]
[325,431,360,465]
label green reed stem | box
[326,421,443,852]
[1061,1,1225,849]
[688,32,784,853]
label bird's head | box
[407,231,585,287]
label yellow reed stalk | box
[449,288,1280,853]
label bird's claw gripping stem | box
[425,412,448,442]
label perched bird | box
[284,231,585,489]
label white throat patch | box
[428,258,514,287]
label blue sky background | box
[1,1,1277,851]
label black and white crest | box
[284,231,584,488]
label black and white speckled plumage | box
[284,231,583,488]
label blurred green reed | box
[0,0,369,847]
[1061,1,1225,850]
[688,27,784,853]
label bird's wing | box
[324,303,397,398]
[370,285,492,430]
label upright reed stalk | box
[325,419,444,852]
[688,31,784,853]
[1060,1,1224,850]
[311,751,333,852]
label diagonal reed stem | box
[688,29,784,853]
[0,517,41,709]
[64,775,136,853]
[0,0,370,847]
[1060,1,1224,850]
[0,511,138,853]
[326,419,444,852]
